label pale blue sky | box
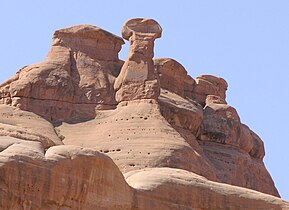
[1,1,288,199]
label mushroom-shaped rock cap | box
[122,18,162,40]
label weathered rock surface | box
[0,105,62,149]
[158,89,203,137]
[154,58,195,98]
[0,24,124,121]
[0,142,288,210]
[0,18,287,209]
[126,168,289,210]
[201,101,264,159]
[197,96,280,196]
[59,100,216,181]
[200,141,279,197]
[0,143,133,209]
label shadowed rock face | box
[0,18,286,209]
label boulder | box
[154,58,195,98]
[192,74,228,106]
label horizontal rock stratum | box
[0,18,288,210]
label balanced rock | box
[114,18,162,102]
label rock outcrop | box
[193,75,228,106]
[0,25,124,121]
[0,18,287,209]
[154,58,195,98]
[0,105,62,149]
[59,100,217,181]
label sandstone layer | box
[0,18,287,209]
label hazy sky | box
[1,1,288,200]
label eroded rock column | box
[114,18,162,102]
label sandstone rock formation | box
[59,99,217,181]
[0,141,133,209]
[126,168,289,210]
[193,74,228,106]
[154,58,196,98]
[0,105,62,149]
[0,133,287,209]
[114,18,162,102]
[0,18,288,209]
[0,25,124,121]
